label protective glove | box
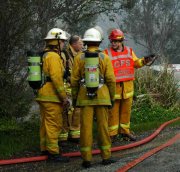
[144,54,156,64]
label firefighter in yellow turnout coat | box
[104,29,155,141]
[71,28,116,168]
[36,28,70,162]
[59,35,83,142]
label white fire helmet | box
[44,28,68,40]
[82,28,102,42]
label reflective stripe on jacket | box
[104,46,145,99]
[36,50,66,102]
[105,46,134,82]
[71,46,116,106]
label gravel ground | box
[0,126,179,172]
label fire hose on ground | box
[116,132,180,172]
[0,117,179,166]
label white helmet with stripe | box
[44,28,68,40]
[82,28,102,42]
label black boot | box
[59,140,68,147]
[102,158,116,165]
[41,150,49,155]
[48,154,70,163]
[81,161,91,168]
[68,137,80,144]
[121,133,136,141]
[110,135,118,143]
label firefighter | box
[104,29,155,141]
[59,35,83,143]
[71,28,116,168]
[36,28,70,162]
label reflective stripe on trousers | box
[108,97,133,136]
[59,132,68,141]
[80,106,111,161]
[38,101,63,154]
[69,108,80,138]
[69,130,80,138]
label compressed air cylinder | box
[85,52,99,88]
[28,56,42,89]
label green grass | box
[131,97,180,133]
[131,120,180,133]
[0,119,39,159]
[0,116,179,159]
[0,104,179,159]
[132,104,180,124]
[1,62,180,159]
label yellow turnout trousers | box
[59,107,80,141]
[38,101,63,154]
[69,108,80,138]
[80,106,111,161]
[59,84,80,141]
[108,97,133,136]
[59,110,69,141]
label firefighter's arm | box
[70,55,81,100]
[48,53,67,101]
[132,51,145,68]
[104,56,116,101]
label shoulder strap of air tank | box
[95,49,105,59]
[43,49,66,64]
[81,50,104,59]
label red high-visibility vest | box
[104,46,134,82]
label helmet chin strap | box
[57,39,61,55]
[55,32,62,55]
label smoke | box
[94,25,104,40]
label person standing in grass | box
[104,28,155,142]
[36,28,70,163]
[71,27,116,168]
[59,35,83,143]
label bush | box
[0,71,33,119]
[132,62,180,125]
[134,64,179,108]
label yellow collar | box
[68,44,77,57]
[87,46,99,52]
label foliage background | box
[0,0,179,158]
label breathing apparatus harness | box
[80,50,105,99]
[27,40,64,92]
[62,46,74,82]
